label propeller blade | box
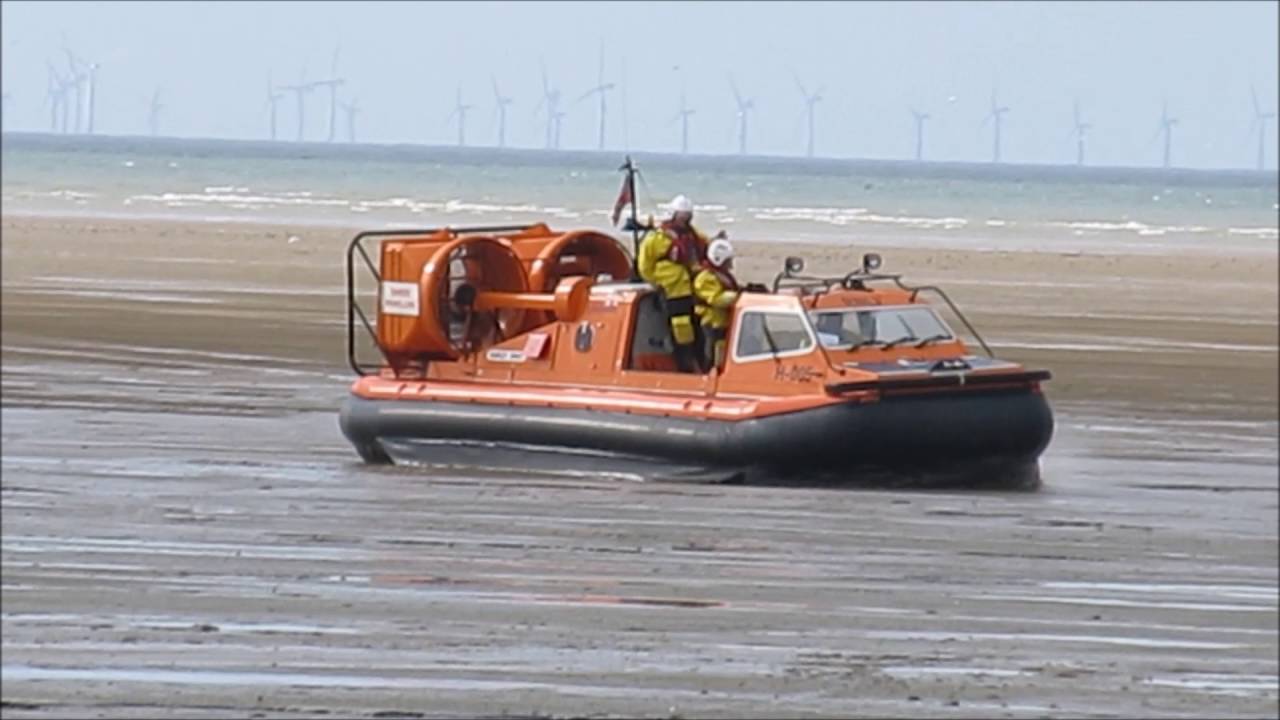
[791,70,808,98]
[1145,121,1164,148]
[729,74,743,106]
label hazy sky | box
[2,1,1278,169]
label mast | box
[618,155,642,279]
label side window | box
[735,311,814,361]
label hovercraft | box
[338,219,1054,490]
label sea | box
[2,132,1277,256]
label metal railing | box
[345,224,539,376]
[769,268,994,358]
[890,277,993,357]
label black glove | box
[744,282,769,293]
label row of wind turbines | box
[20,43,1279,170]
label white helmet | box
[707,238,734,267]
[668,194,694,213]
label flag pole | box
[619,155,641,279]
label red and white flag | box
[610,175,632,227]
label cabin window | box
[733,311,815,362]
[810,306,953,349]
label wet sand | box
[2,215,1277,718]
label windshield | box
[808,305,954,349]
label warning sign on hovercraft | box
[380,281,420,316]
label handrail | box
[767,266,994,358]
[344,224,540,376]
[890,278,993,357]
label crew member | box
[637,194,727,372]
[693,239,740,371]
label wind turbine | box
[729,75,754,155]
[64,47,86,133]
[148,87,163,137]
[1156,100,1178,168]
[551,109,566,150]
[1070,100,1090,166]
[447,86,472,147]
[279,69,316,142]
[312,46,345,142]
[45,62,67,132]
[340,97,359,143]
[620,56,630,150]
[83,58,99,134]
[533,60,562,149]
[909,107,929,161]
[792,71,823,158]
[983,89,1010,163]
[671,92,695,154]
[264,71,285,141]
[1250,85,1276,171]
[576,42,614,150]
[491,75,512,148]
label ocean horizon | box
[3,131,1277,256]
[5,131,1279,188]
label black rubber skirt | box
[339,387,1054,490]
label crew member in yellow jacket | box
[637,194,726,372]
[693,238,740,371]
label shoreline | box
[2,206,1275,259]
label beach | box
[2,207,1276,718]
